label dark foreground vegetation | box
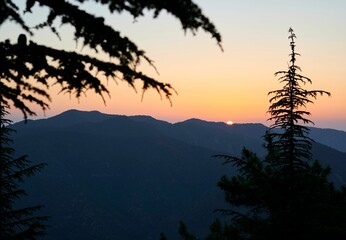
[179,29,346,240]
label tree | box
[0,0,222,119]
[267,27,330,176]
[0,103,48,239]
[180,29,346,240]
[263,28,335,238]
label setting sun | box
[227,120,234,125]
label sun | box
[226,120,233,125]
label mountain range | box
[11,109,346,240]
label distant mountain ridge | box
[11,109,346,240]
[309,127,346,153]
[16,109,346,153]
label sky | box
[2,0,346,130]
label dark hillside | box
[11,110,346,239]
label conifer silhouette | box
[267,27,330,174]
[0,104,47,239]
[0,0,222,119]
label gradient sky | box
[3,0,346,130]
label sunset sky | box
[3,0,346,130]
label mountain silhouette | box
[11,109,346,240]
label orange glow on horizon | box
[3,0,346,131]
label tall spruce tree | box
[267,27,330,174]
[179,29,346,240]
[0,104,47,239]
[263,28,333,238]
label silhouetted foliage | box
[178,221,197,240]
[179,29,346,240]
[0,104,48,239]
[0,0,222,118]
[267,27,331,175]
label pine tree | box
[0,104,47,239]
[263,27,333,239]
[267,27,330,175]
